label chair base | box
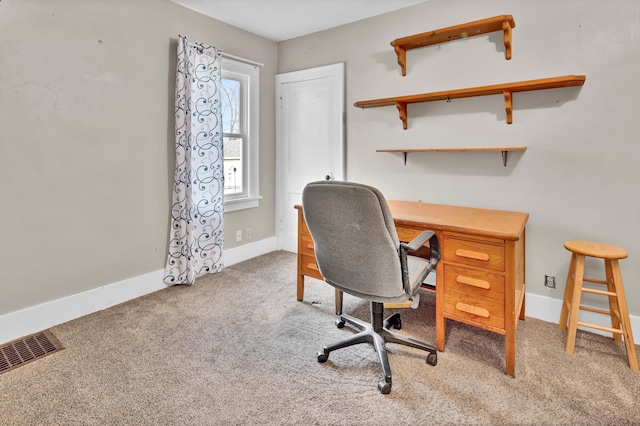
[317,302,437,394]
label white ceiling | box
[171,0,430,42]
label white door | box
[276,63,344,252]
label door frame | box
[275,63,345,251]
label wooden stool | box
[558,240,638,371]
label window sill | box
[224,196,261,213]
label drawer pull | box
[307,263,319,271]
[456,275,490,289]
[455,302,490,318]
[306,243,314,250]
[455,249,490,261]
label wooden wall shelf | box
[354,75,586,129]
[377,146,527,166]
[391,15,516,76]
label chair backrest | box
[302,181,405,301]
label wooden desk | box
[294,201,528,377]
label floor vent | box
[0,330,63,374]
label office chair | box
[302,181,440,394]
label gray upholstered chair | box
[302,181,440,394]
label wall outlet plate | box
[544,275,556,289]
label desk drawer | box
[443,236,505,272]
[396,226,424,242]
[443,264,505,329]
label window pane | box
[221,57,259,211]
[224,137,243,195]
[221,79,240,134]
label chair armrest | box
[400,230,440,266]
[400,230,434,253]
[399,231,441,297]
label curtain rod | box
[221,52,264,68]
[186,41,263,68]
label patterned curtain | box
[164,35,224,285]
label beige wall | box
[2,0,639,321]
[278,0,640,316]
[0,0,277,315]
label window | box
[221,57,260,212]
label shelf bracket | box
[395,102,408,130]
[503,90,513,124]
[502,20,513,60]
[393,45,407,77]
[501,150,509,167]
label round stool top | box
[564,240,628,259]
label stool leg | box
[604,259,623,344]
[565,254,584,354]
[559,253,578,331]
[609,259,639,371]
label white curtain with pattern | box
[164,35,224,285]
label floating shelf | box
[354,75,586,129]
[391,15,516,76]
[377,146,527,166]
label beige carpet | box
[1,251,638,425]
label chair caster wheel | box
[392,319,402,330]
[335,319,345,328]
[426,353,437,366]
[377,379,392,394]
[317,351,329,363]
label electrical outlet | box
[245,228,251,239]
[235,230,242,242]
[544,275,556,289]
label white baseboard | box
[0,237,278,345]
[223,236,278,267]
[0,269,168,346]
[524,292,640,338]
[2,238,636,346]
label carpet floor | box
[1,251,639,425]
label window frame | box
[221,57,260,212]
